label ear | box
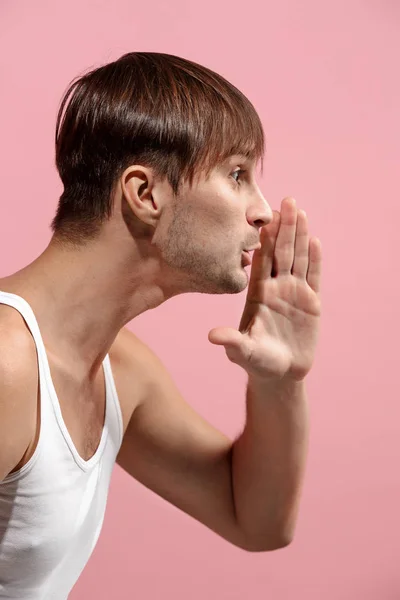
[120,165,163,227]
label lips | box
[242,250,252,266]
[246,243,262,252]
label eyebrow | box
[226,154,254,164]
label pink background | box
[1,0,399,598]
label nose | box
[246,191,273,229]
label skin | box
[152,155,272,295]
[0,150,322,552]
[0,154,271,378]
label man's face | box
[156,155,273,295]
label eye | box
[231,169,245,185]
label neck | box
[0,231,177,376]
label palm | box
[209,198,322,382]
[238,270,321,380]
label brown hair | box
[52,52,265,245]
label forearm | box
[231,376,310,550]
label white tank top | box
[0,291,124,599]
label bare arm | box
[231,376,309,547]
[116,335,246,549]
[0,327,38,482]
[115,329,305,551]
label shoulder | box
[0,305,39,385]
[108,326,167,430]
[0,306,39,480]
[0,304,38,371]
[109,325,160,377]
[109,325,178,404]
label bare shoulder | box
[0,306,39,481]
[110,326,156,366]
[109,326,196,437]
[108,326,164,434]
[109,325,161,388]
[0,304,39,372]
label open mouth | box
[242,250,252,266]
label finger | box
[248,210,280,289]
[292,209,309,279]
[208,327,243,348]
[307,237,322,294]
[274,197,297,276]
[259,210,281,277]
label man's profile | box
[0,52,321,598]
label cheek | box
[184,189,244,246]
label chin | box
[206,267,249,295]
[177,255,249,295]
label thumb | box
[208,327,251,368]
[208,327,242,346]
[208,327,243,348]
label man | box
[0,52,322,598]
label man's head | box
[52,52,272,295]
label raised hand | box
[208,197,322,383]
